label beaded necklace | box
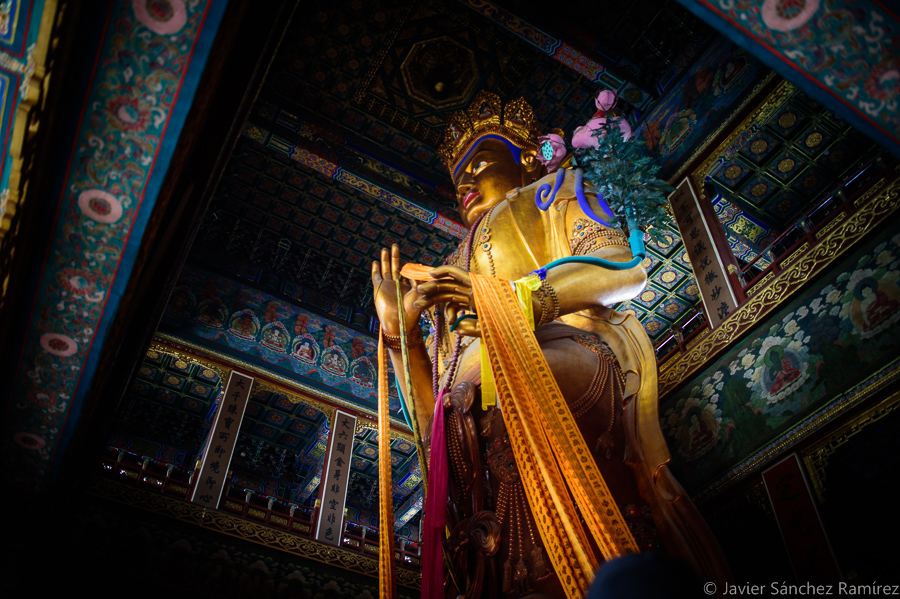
[431,210,489,398]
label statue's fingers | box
[391,244,402,280]
[381,247,392,281]
[417,280,470,297]
[454,317,481,337]
[413,293,469,311]
[446,304,458,326]
[404,278,421,299]
[371,261,383,286]
[429,265,471,285]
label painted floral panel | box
[661,227,900,492]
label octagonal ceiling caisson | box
[400,36,478,110]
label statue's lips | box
[462,191,481,209]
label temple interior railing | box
[99,445,422,568]
[653,152,896,368]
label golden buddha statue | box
[371,91,729,598]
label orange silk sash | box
[470,273,638,598]
[377,331,397,599]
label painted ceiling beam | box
[243,123,467,240]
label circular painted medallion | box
[133,0,187,35]
[750,138,769,155]
[776,199,794,213]
[805,132,823,148]
[640,290,657,303]
[750,182,769,197]
[800,174,820,190]
[724,165,743,180]
[777,158,796,173]
[77,189,123,224]
[40,333,78,357]
[661,270,678,283]
[14,432,46,451]
[777,112,798,129]
[762,0,820,32]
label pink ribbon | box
[421,390,448,599]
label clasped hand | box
[371,245,480,338]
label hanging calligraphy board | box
[191,371,254,508]
[762,453,841,584]
[669,177,740,328]
[315,409,357,546]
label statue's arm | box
[372,245,436,441]
[536,197,647,318]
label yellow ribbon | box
[480,273,542,410]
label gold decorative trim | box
[747,271,775,297]
[356,416,416,443]
[253,379,335,425]
[677,76,789,191]
[154,333,413,434]
[781,242,809,269]
[660,174,900,395]
[0,1,66,310]
[854,175,888,208]
[685,327,709,350]
[802,388,900,503]
[148,340,231,385]
[694,357,900,502]
[816,212,846,240]
[86,476,422,589]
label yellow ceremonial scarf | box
[383,265,639,598]
[470,272,638,598]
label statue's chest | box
[468,204,552,279]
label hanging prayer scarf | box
[377,331,397,599]
[470,272,639,598]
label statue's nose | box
[456,172,474,198]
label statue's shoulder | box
[507,169,607,232]
[509,169,583,210]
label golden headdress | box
[438,91,540,177]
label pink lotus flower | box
[537,133,567,172]
[571,116,633,149]
[595,89,617,112]
[572,88,632,149]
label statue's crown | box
[438,91,539,175]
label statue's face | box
[453,138,524,227]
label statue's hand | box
[414,265,481,337]
[371,245,422,336]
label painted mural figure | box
[297,341,314,361]
[857,278,899,331]
[371,92,729,597]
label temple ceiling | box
[177,0,879,356]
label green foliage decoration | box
[573,121,675,244]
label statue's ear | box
[520,147,545,182]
